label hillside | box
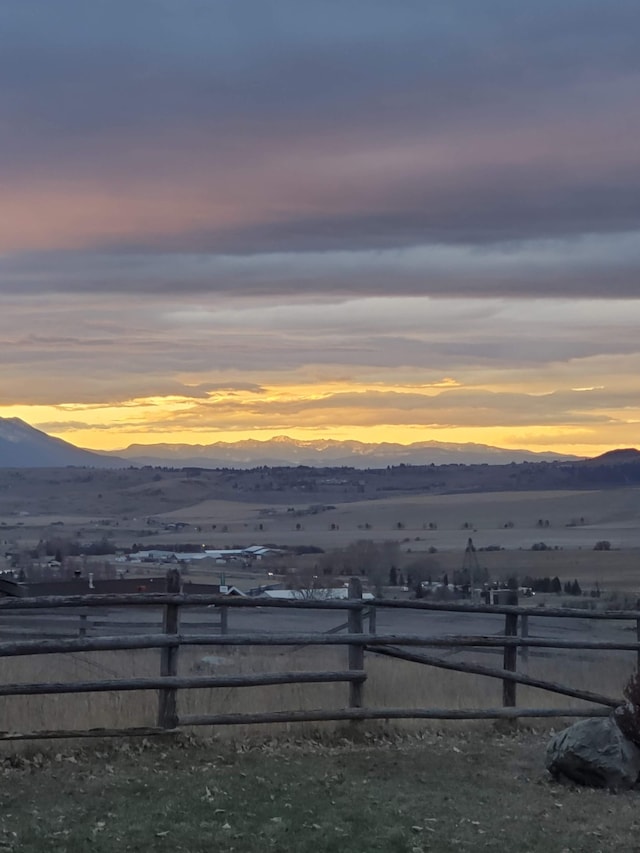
[584,448,640,466]
[0,418,123,468]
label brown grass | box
[0,642,634,748]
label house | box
[243,545,283,560]
[260,587,374,601]
[1,576,246,597]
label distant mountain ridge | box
[0,418,123,468]
[585,448,640,466]
[0,416,612,470]
[112,435,579,468]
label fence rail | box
[0,569,636,741]
[1,592,639,618]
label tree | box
[550,576,562,594]
[325,540,401,596]
[286,565,332,599]
[594,540,611,551]
[531,541,550,551]
[404,555,441,594]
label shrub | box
[616,670,640,746]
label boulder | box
[546,716,640,791]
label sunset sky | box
[1,1,640,456]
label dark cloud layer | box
[1,0,640,300]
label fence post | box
[503,611,518,709]
[78,613,88,638]
[368,605,377,635]
[220,605,228,635]
[348,577,364,709]
[519,613,529,673]
[158,568,181,730]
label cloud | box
[31,385,639,440]
[1,0,640,266]
[1,295,640,409]
[2,1,640,452]
[4,231,640,300]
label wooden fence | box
[0,569,637,741]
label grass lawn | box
[0,730,638,852]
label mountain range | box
[0,416,582,469]
[114,436,579,468]
[0,418,123,468]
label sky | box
[1,0,640,456]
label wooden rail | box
[0,632,638,658]
[0,571,637,741]
[1,593,638,618]
[0,670,366,697]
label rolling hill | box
[0,418,124,468]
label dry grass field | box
[147,487,640,551]
[0,468,638,755]
[3,481,639,596]
[1,466,639,550]
[0,640,634,746]
[0,605,637,852]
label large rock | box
[546,716,640,791]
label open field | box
[3,477,640,596]
[159,487,640,550]
[2,486,640,550]
[1,733,639,852]
[1,466,639,551]
[0,634,635,746]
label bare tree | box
[286,564,336,599]
[320,540,400,596]
[404,554,442,593]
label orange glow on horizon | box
[1,378,636,461]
